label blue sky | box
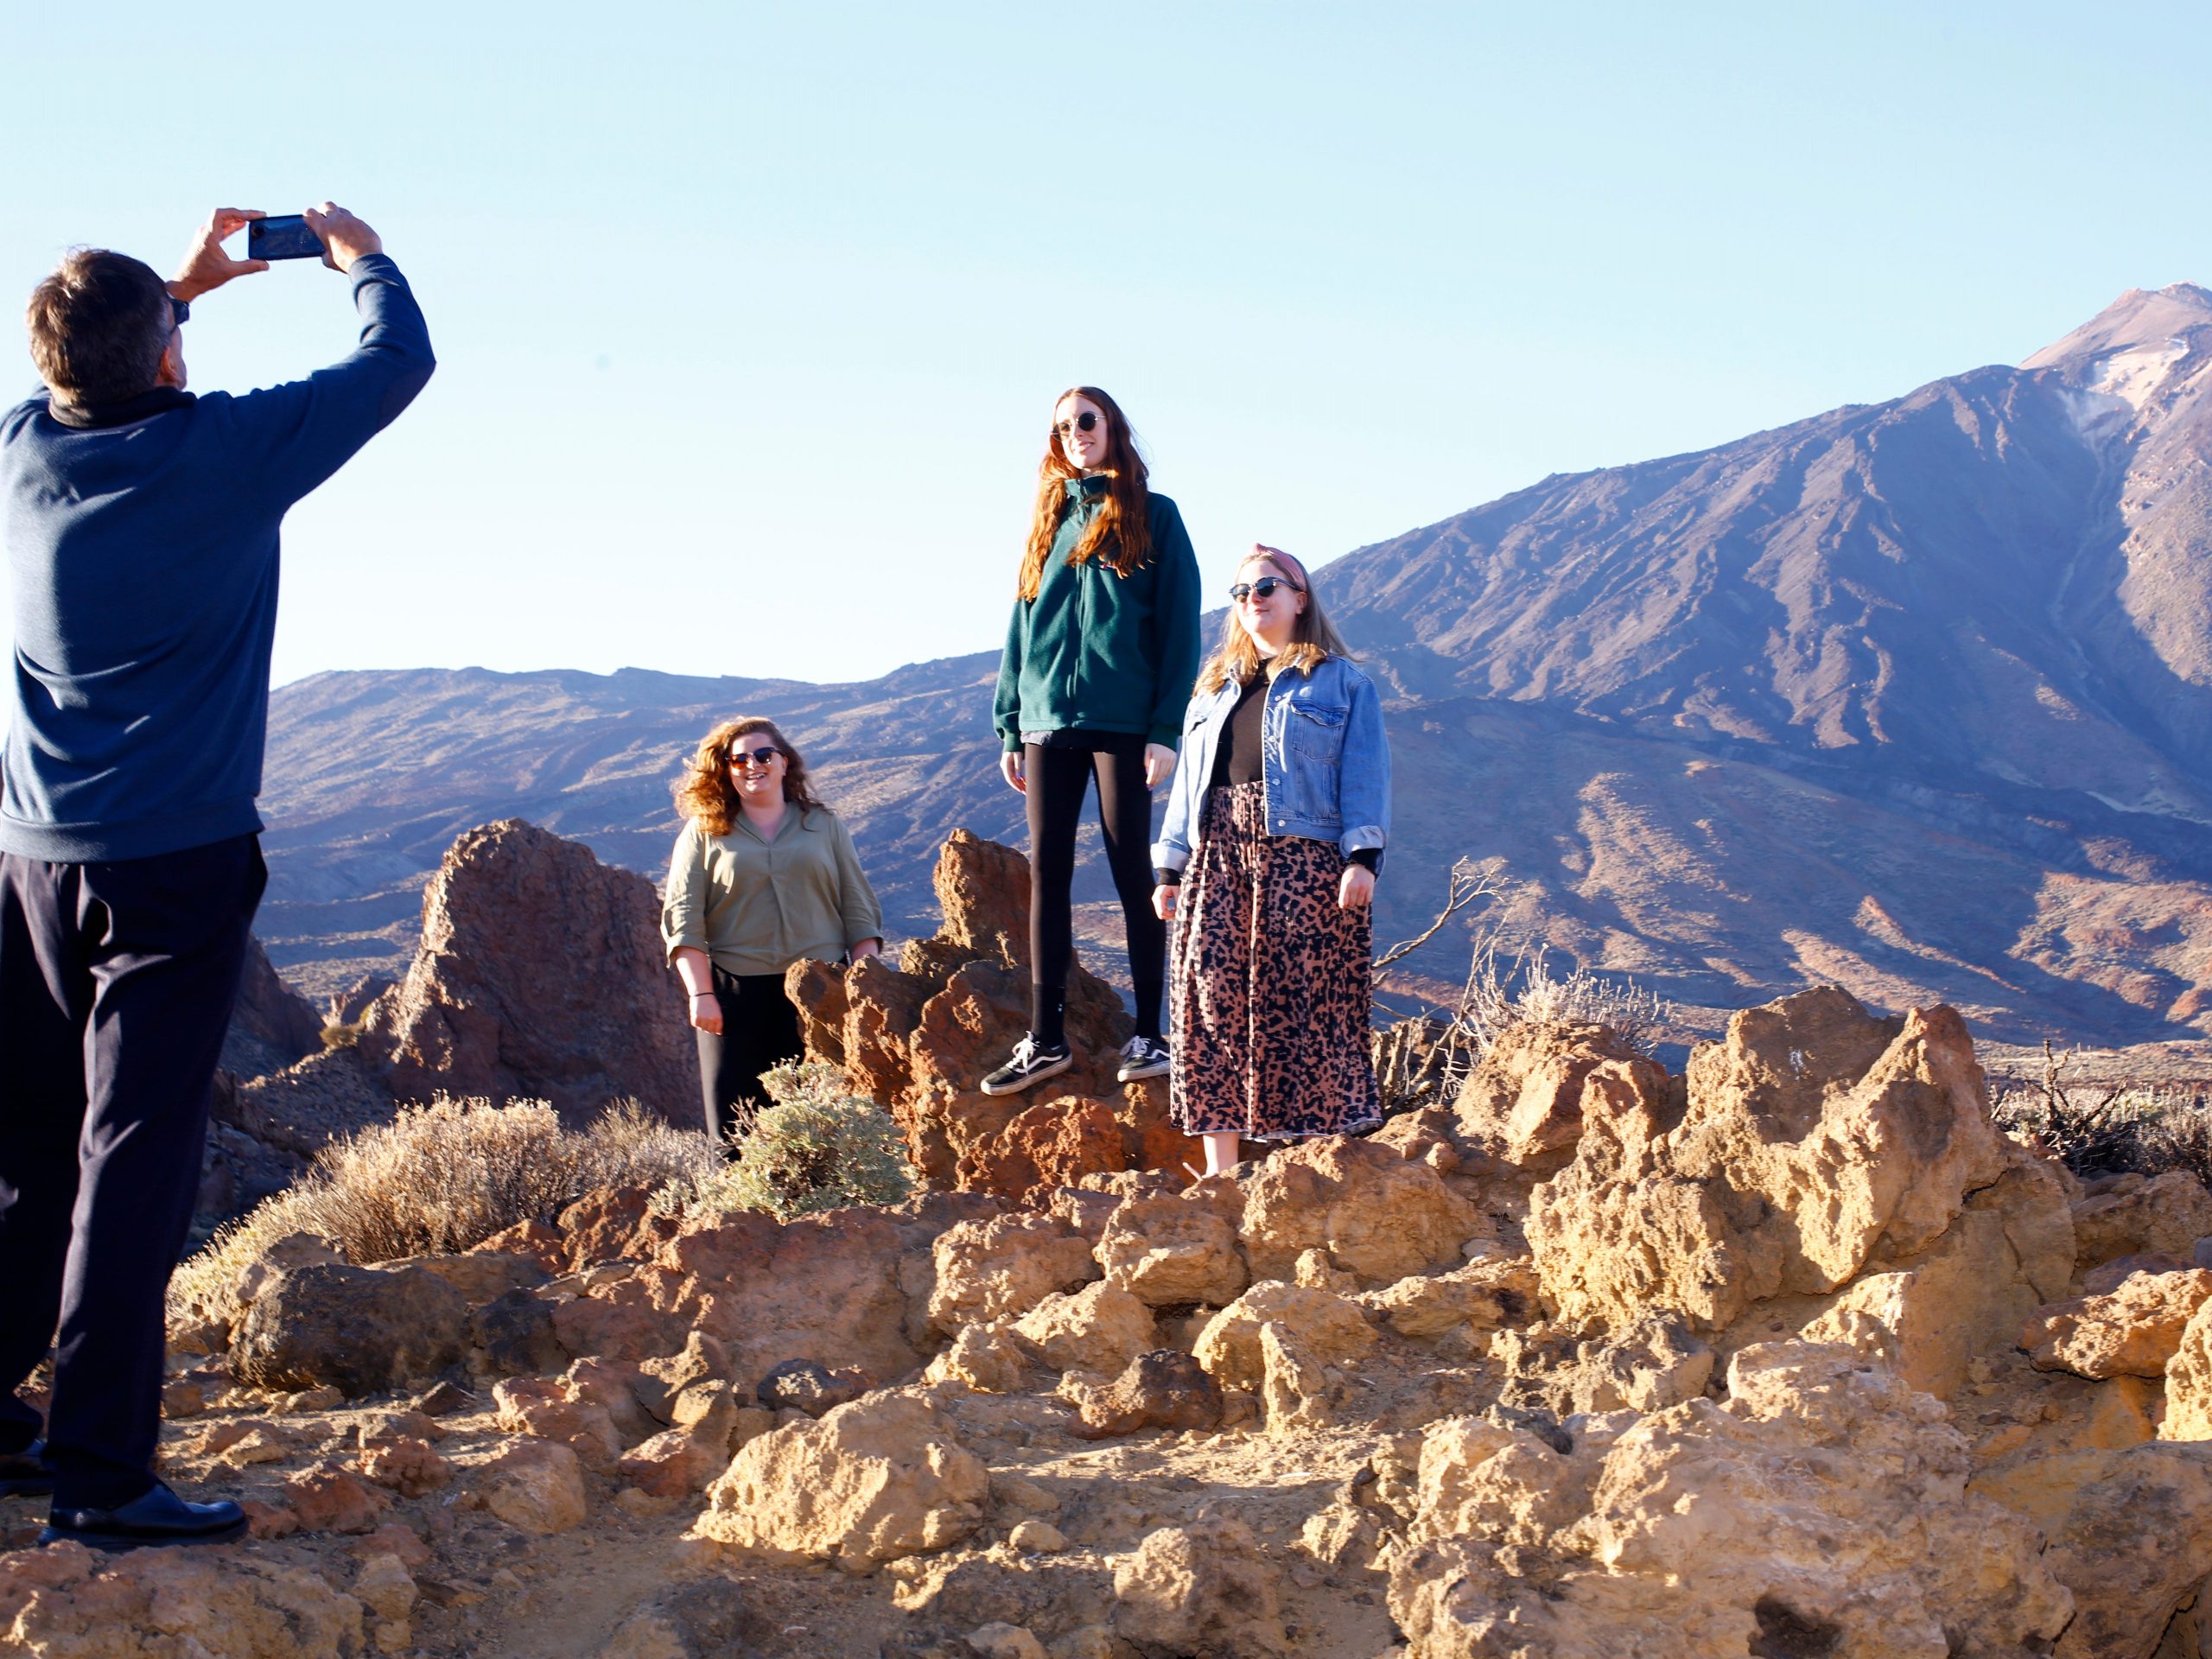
[3,2,2206,689]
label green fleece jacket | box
[993,478,1203,751]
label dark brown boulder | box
[471,1287,564,1378]
[1073,1350,1224,1438]
[755,1357,869,1416]
[230,1262,470,1396]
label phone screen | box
[247,216,325,262]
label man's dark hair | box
[26,250,171,408]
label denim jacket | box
[1153,654,1391,874]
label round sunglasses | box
[1229,575,1303,603]
[1054,410,1101,437]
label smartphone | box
[247,215,325,262]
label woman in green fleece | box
[663,716,882,1151]
[985,386,1202,1097]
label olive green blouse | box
[661,804,883,977]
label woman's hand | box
[1143,743,1177,790]
[1000,750,1027,793]
[1338,864,1376,910]
[671,946,720,1032]
[1152,882,1179,921]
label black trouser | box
[695,969,803,1155]
[1024,734,1164,1045]
[0,835,264,1510]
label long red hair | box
[1016,385,1154,601]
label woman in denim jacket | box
[1152,545,1390,1175]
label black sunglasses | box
[1229,575,1302,603]
[727,745,781,769]
[1054,410,1101,436]
[168,296,190,328]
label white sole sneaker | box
[1116,1049,1171,1083]
[980,1047,1074,1096]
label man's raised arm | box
[226,201,436,506]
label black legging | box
[1025,735,1165,1044]
[696,969,803,1155]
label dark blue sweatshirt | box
[0,253,434,861]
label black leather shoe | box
[0,1440,54,1499]
[41,1482,247,1550]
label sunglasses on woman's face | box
[1054,410,1101,437]
[1230,575,1302,603]
[727,746,781,770]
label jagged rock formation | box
[350,819,692,1125]
[788,829,1198,1202]
[26,985,2212,1656]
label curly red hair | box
[672,716,823,836]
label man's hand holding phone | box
[173,203,386,304]
[243,204,383,273]
[168,209,270,303]
[301,205,381,274]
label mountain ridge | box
[256,289,2212,1046]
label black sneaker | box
[1116,1035,1171,1083]
[981,1033,1073,1096]
[41,1480,248,1550]
[0,1440,53,1499]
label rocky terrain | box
[18,968,2212,1656]
[200,821,695,1236]
[249,284,2212,1047]
[786,830,1196,1204]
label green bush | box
[656,1061,917,1223]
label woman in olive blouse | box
[662,716,882,1151]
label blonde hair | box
[671,716,824,837]
[1195,545,1352,694]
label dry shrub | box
[1468,946,1672,1054]
[171,1096,715,1327]
[1372,855,1673,1116]
[653,1061,915,1224]
[1991,1040,2212,1180]
[2132,1096,2212,1185]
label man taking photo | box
[0,204,433,1548]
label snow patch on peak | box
[2088,337,2189,410]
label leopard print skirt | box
[1167,782,1382,1139]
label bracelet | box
[690,989,715,998]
